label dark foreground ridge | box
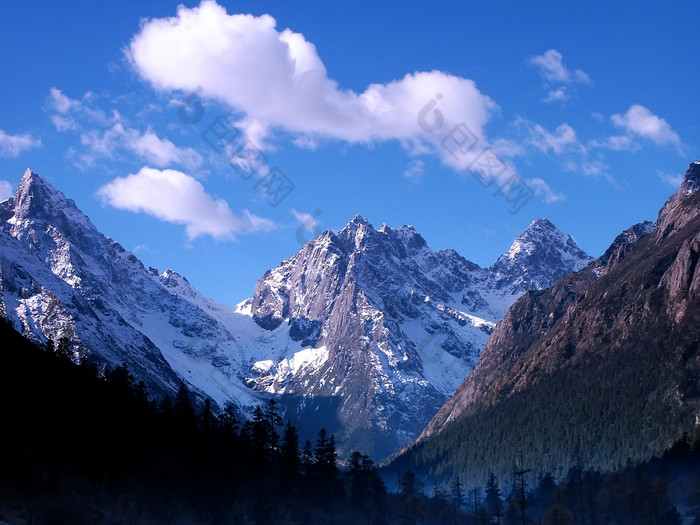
[389,161,700,491]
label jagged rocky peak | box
[502,218,580,259]
[3,168,97,240]
[597,221,656,272]
[491,217,592,292]
[338,213,372,238]
[159,268,191,286]
[680,160,700,196]
[657,161,700,239]
[10,169,66,219]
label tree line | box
[390,437,700,524]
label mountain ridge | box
[0,168,591,459]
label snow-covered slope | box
[0,169,591,460]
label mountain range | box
[0,168,590,459]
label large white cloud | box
[97,167,277,240]
[0,129,42,157]
[127,1,494,157]
[611,104,680,146]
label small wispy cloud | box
[0,180,13,200]
[659,170,684,188]
[511,118,616,184]
[611,104,681,146]
[48,88,203,170]
[517,120,582,155]
[529,49,591,84]
[98,167,278,240]
[526,177,565,203]
[543,88,569,103]
[589,134,641,152]
[48,87,116,130]
[291,208,321,234]
[403,159,426,182]
[529,49,591,104]
[0,129,42,157]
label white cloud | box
[512,119,618,184]
[611,104,680,146]
[659,171,684,188]
[589,134,640,152]
[0,180,13,200]
[529,49,591,85]
[0,129,42,157]
[50,87,77,114]
[48,88,203,170]
[403,159,426,182]
[543,88,569,103]
[127,1,495,163]
[97,167,277,240]
[124,126,203,169]
[526,177,565,203]
[578,160,610,177]
[523,122,581,154]
[48,87,115,129]
[529,50,590,104]
[490,138,525,158]
[291,208,321,234]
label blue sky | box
[1,1,698,304]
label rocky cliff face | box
[0,169,591,460]
[244,215,590,457]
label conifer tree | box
[263,399,283,450]
[485,473,503,525]
[173,379,196,428]
[218,402,239,436]
[199,398,215,433]
[280,420,301,484]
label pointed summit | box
[3,169,97,242]
[503,218,577,260]
[337,214,376,249]
[680,161,700,196]
[491,218,592,292]
[12,169,58,219]
[656,161,700,238]
[9,168,78,223]
[340,214,372,232]
[16,168,56,197]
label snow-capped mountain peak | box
[10,169,86,226]
[491,217,593,293]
